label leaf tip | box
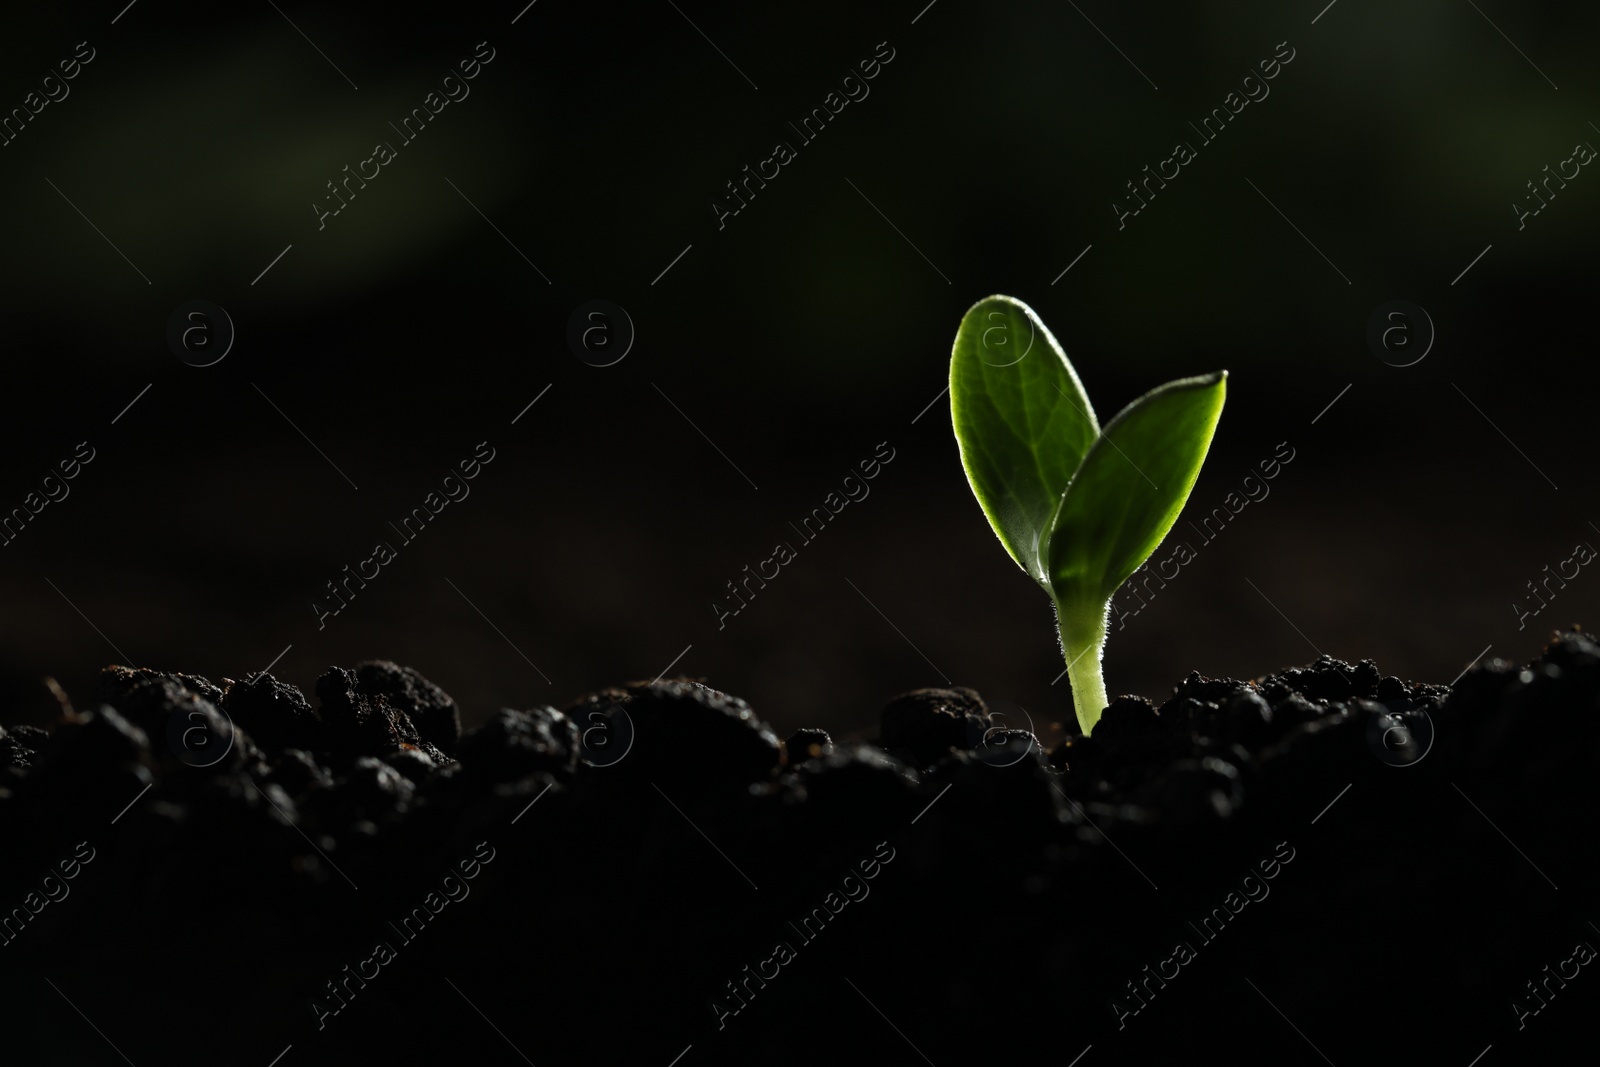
[1178,370,1228,400]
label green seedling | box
[949,295,1226,734]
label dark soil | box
[2,633,1597,1066]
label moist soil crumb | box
[2,637,1597,1066]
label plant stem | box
[1057,597,1110,734]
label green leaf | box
[1046,372,1227,608]
[950,295,1099,586]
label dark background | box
[1,0,1595,742]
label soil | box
[1,632,1597,1066]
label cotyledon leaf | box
[1046,372,1227,608]
[950,295,1099,586]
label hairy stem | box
[1057,597,1110,734]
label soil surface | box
[2,632,1596,1066]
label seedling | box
[949,295,1226,734]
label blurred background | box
[1,0,1596,741]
